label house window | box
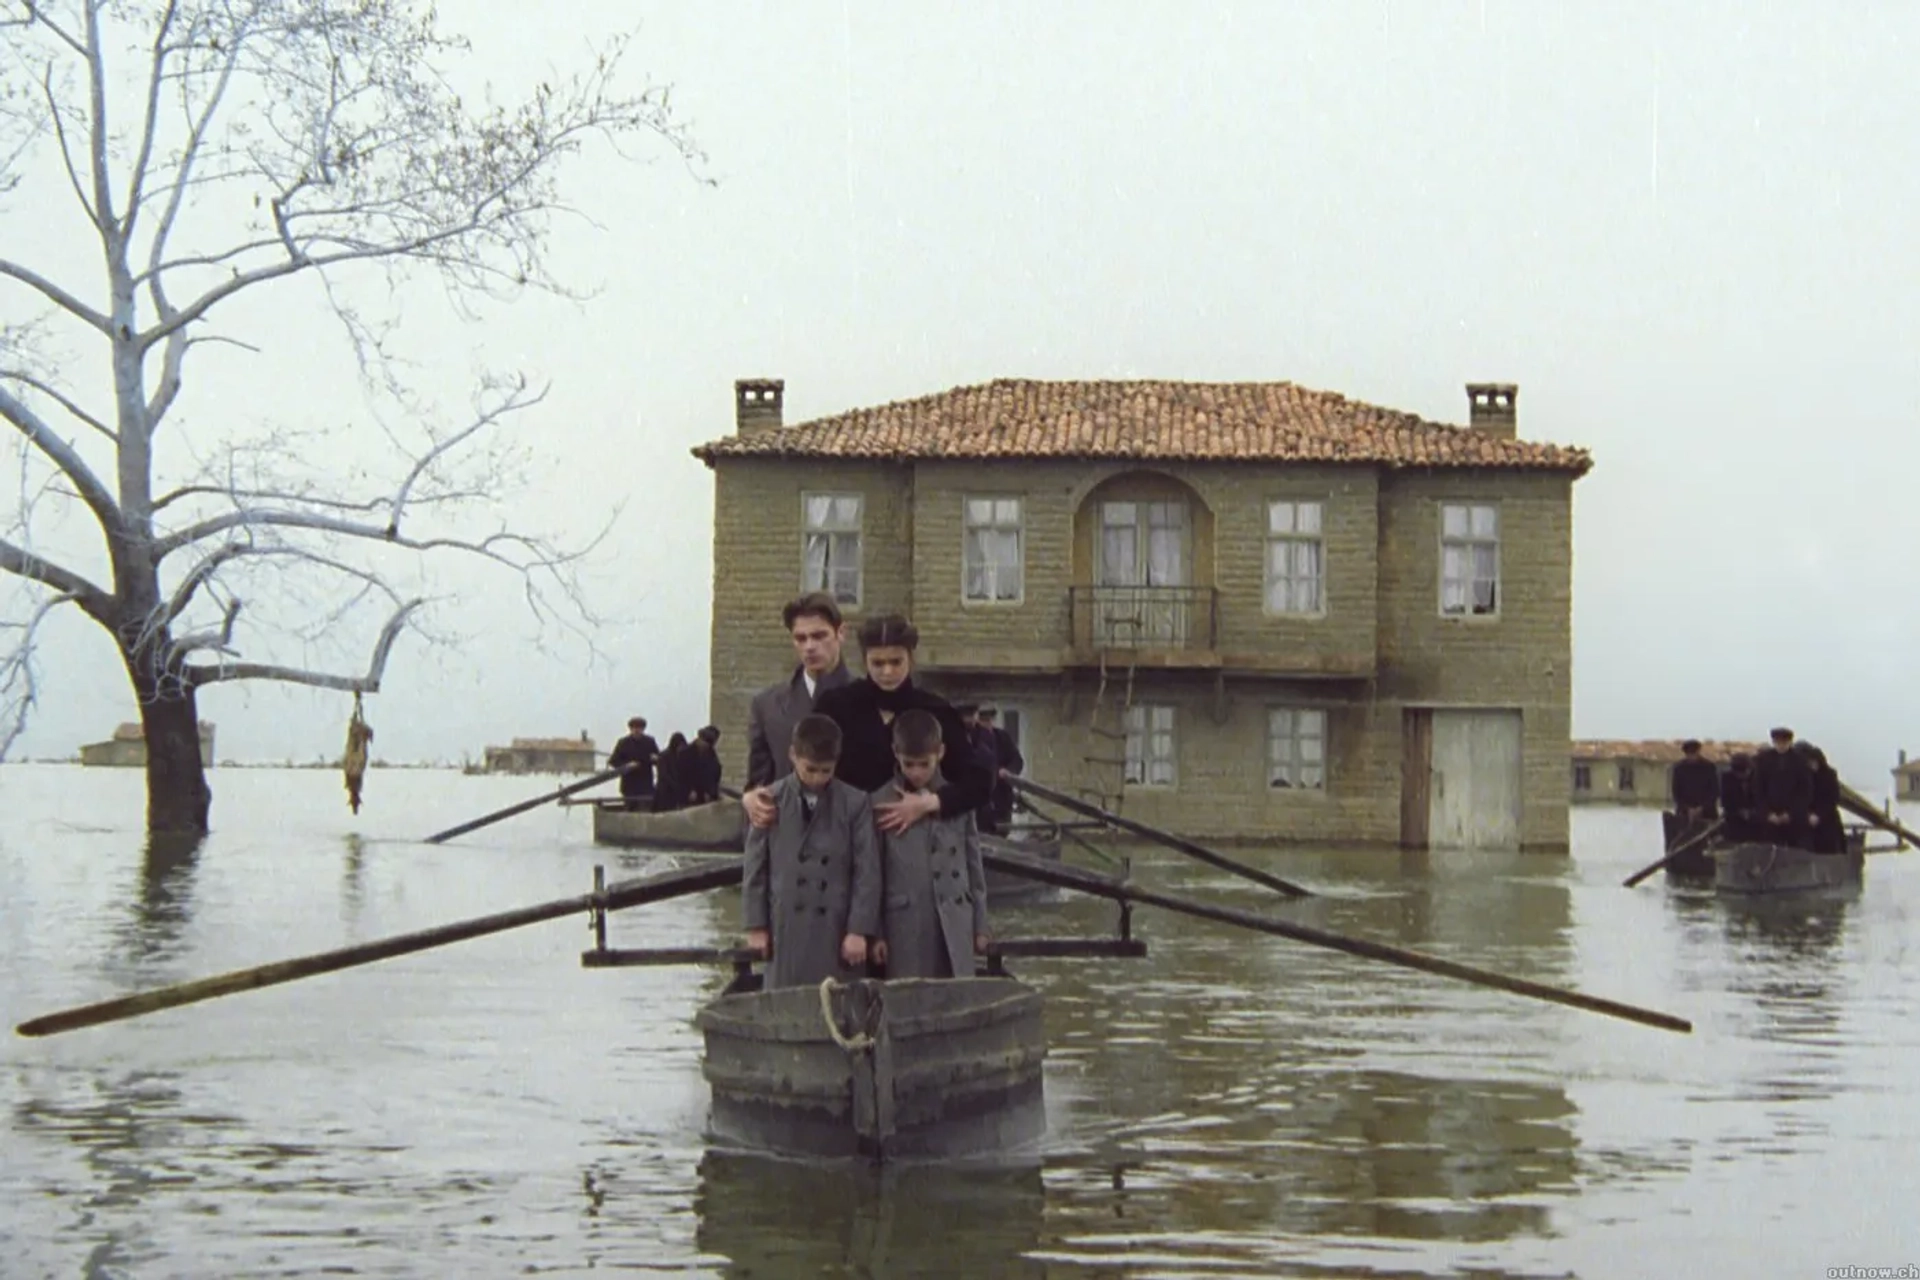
[1265,501,1325,615]
[1267,708,1327,790]
[1572,763,1592,792]
[1440,503,1499,616]
[1124,704,1176,788]
[802,493,863,604]
[963,497,1023,603]
[1618,763,1635,792]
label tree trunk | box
[127,653,213,836]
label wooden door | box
[1428,709,1523,850]
[1400,709,1433,848]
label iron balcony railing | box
[1069,585,1219,651]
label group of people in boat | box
[734,592,1016,989]
[1670,727,1849,853]
[606,718,724,813]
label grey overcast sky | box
[3,2,1916,791]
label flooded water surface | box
[4,765,1918,1277]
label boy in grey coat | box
[871,709,990,980]
[742,714,882,989]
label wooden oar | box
[1838,782,1920,849]
[1622,819,1724,888]
[982,848,1690,1034]
[1006,793,1124,868]
[1009,776,1313,898]
[15,859,743,1038]
[423,766,631,844]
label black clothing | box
[683,742,723,805]
[1809,760,1845,854]
[1753,745,1813,847]
[652,743,686,813]
[811,678,993,819]
[989,725,1024,830]
[966,723,1001,833]
[1669,756,1720,819]
[1720,768,1759,840]
[608,732,660,798]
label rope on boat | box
[817,977,875,1053]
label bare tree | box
[0,0,704,833]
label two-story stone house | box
[693,377,1592,850]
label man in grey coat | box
[745,592,855,789]
[870,709,990,981]
[743,714,882,990]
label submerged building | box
[79,722,216,768]
[694,377,1591,850]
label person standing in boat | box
[744,593,856,790]
[1796,741,1847,854]
[1753,726,1814,848]
[607,717,660,811]
[870,709,990,980]
[746,613,992,838]
[955,703,1004,834]
[978,707,1025,834]
[1720,752,1760,841]
[1669,740,1719,830]
[652,732,690,813]
[682,726,724,806]
[742,714,880,989]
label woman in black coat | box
[652,732,690,813]
[776,613,992,835]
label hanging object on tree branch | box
[344,693,374,814]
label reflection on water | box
[3,769,1919,1277]
[691,1150,1049,1278]
[119,830,206,967]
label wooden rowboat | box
[1659,811,1718,880]
[696,975,1049,1161]
[1713,839,1864,896]
[587,799,1069,907]
[591,798,743,851]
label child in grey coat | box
[742,714,881,989]
[870,709,990,980]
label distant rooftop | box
[1572,739,1767,764]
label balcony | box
[1068,585,1218,661]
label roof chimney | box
[1466,383,1518,438]
[1902,749,1909,767]
[735,378,784,434]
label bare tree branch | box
[120,0,185,242]
[0,259,114,335]
[0,589,77,761]
[186,597,423,690]
[39,66,100,226]
[0,536,111,613]
[79,0,122,235]
[0,384,122,527]
[0,367,116,441]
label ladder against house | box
[1079,638,1138,815]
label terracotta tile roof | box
[691,379,1593,474]
[1572,739,1768,765]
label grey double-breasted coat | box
[741,773,881,989]
[871,774,989,980]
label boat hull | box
[696,977,1047,1162]
[1659,811,1717,879]
[591,799,744,852]
[1713,841,1864,895]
